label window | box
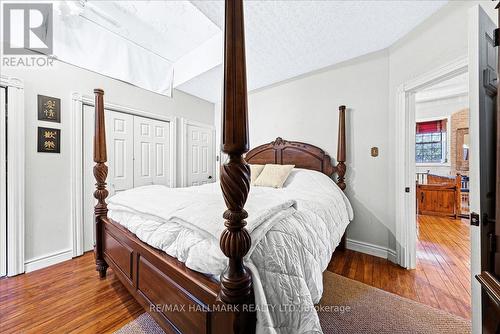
[415,119,447,164]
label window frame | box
[415,116,451,167]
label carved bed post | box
[337,105,347,251]
[336,105,347,190]
[93,88,109,278]
[219,0,255,332]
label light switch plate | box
[371,147,379,157]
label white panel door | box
[83,107,134,252]
[0,87,6,277]
[133,116,171,187]
[134,117,153,187]
[106,111,134,193]
[468,5,496,333]
[150,119,171,186]
[186,124,214,186]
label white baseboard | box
[346,238,397,263]
[24,249,73,273]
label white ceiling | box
[177,64,223,102]
[111,1,220,61]
[56,1,448,103]
[68,1,220,62]
[178,0,448,102]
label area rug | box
[114,272,471,334]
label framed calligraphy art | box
[37,95,61,123]
[37,127,61,153]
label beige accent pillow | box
[253,164,295,188]
[249,164,265,185]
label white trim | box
[78,94,175,123]
[395,56,468,269]
[0,86,6,277]
[71,93,84,257]
[179,117,187,187]
[346,238,397,262]
[180,118,216,187]
[0,74,25,277]
[24,249,73,273]
[70,93,177,257]
[0,75,23,89]
[401,57,468,92]
[181,118,187,187]
[169,117,178,188]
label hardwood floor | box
[329,214,471,319]
[0,254,143,333]
[0,215,470,333]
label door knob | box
[208,176,212,179]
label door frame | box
[70,93,177,257]
[180,118,216,187]
[0,86,5,277]
[0,74,25,277]
[395,56,468,269]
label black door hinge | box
[488,233,497,254]
[495,28,500,47]
[471,212,480,226]
[483,213,496,226]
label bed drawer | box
[138,256,208,333]
[103,231,133,280]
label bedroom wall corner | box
[1,59,215,272]
[246,49,394,258]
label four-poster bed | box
[92,1,348,333]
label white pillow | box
[253,164,295,188]
[249,164,265,185]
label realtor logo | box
[3,3,53,55]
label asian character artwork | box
[37,95,61,123]
[37,127,60,153]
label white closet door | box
[151,120,171,186]
[187,124,214,186]
[83,107,134,252]
[133,116,170,187]
[106,111,134,193]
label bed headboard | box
[245,106,347,190]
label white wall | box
[387,0,496,251]
[243,50,394,252]
[2,60,214,268]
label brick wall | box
[450,108,469,176]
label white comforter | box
[108,169,353,334]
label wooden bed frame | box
[92,1,347,333]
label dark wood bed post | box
[337,105,347,250]
[93,88,109,279]
[219,0,255,332]
[336,105,347,191]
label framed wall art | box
[38,95,61,123]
